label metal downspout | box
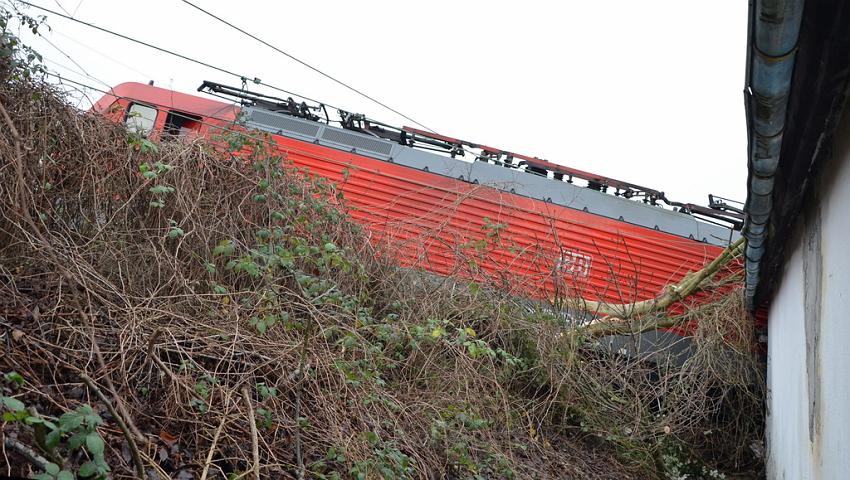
[744,0,805,309]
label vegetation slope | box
[1,14,763,480]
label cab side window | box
[164,110,202,138]
[125,103,158,135]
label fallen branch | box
[3,437,49,472]
[80,373,146,479]
[199,393,231,480]
[146,329,181,385]
[574,237,745,336]
[90,332,147,445]
[241,387,261,480]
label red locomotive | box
[92,81,743,331]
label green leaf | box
[44,463,60,475]
[364,431,379,445]
[257,383,277,399]
[78,461,97,477]
[167,226,185,239]
[139,139,159,154]
[3,411,24,422]
[56,471,74,480]
[1,396,25,411]
[212,239,235,257]
[77,404,94,416]
[24,415,43,425]
[154,161,175,173]
[85,432,105,456]
[59,411,83,431]
[68,431,87,450]
[94,455,110,471]
[4,371,24,386]
[149,185,175,195]
[83,411,103,427]
[45,427,62,450]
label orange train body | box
[93,82,745,333]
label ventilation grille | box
[247,109,321,138]
[320,128,393,156]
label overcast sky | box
[16,0,748,205]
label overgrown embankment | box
[0,72,763,478]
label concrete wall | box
[766,109,850,479]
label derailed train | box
[93,81,745,342]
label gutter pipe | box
[744,0,805,309]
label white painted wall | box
[766,244,809,479]
[766,109,850,479]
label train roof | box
[96,81,741,247]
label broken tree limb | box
[573,237,745,337]
[241,386,261,480]
[3,437,50,471]
[80,373,146,479]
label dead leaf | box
[12,329,24,341]
[159,430,178,447]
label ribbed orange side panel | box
[269,135,726,308]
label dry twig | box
[79,373,146,479]
[241,386,261,480]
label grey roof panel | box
[244,106,735,247]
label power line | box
[39,74,700,243]
[40,34,95,78]
[52,29,159,81]
[18,3,239,76]
[46,73,463,192]
[178,0,436,133]
[48,73,251,130]
[44,73,527,211]
[43,54,108,88]
[70,0,83,17]
[27,8,480,165]
[47,68,112,108]
[50,0,71,16]
[16,1,344,110]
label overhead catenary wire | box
[16,1,345,111]
[18,1,478,157]
[178,0,436,133]
[44,73,507,208]
[47,65,118,108]
[44,73,504,194]
[29,24,684,219]
[50,0,71,16]
[43,55,109,89]
[51,29,160,82]
[46,72,719,242]
[40,34,95,80]
[69,0,83,16]
[19,2,452,152]
[35,35,674,216]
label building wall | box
[766,109,850,479]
